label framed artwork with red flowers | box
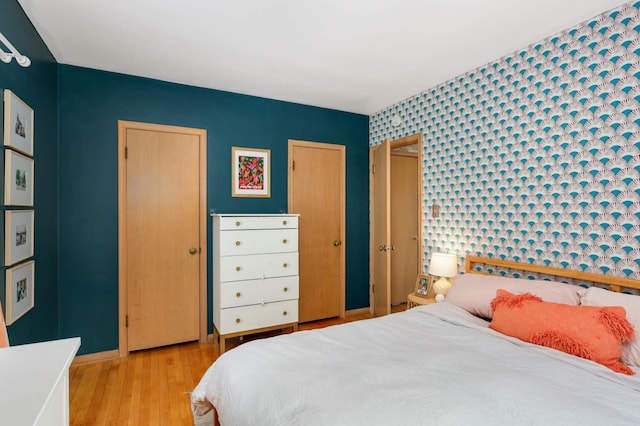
[231,146,270,198]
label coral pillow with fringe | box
[489,289,635,375]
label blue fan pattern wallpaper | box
[370,2,640,279]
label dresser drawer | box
[218,300,298,334]
[218,229,298,256]
[219,216,298,231]
[220,276,299,308]
[219,252,298,282]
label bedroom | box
[2,0,640,424]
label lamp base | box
[432,277,452,297]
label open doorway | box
[371,133,423,315]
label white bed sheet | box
[192,302,640,425]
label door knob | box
[189,247,197,255]
[378,245,386,251]
[333,240,342,247]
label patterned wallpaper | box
[370,2,640,279]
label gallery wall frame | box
[4,149,34,206]
[2,89,36,326]
[5,210,34,266]
[3,89,34,157]
[4,260,34,325]
[231,146,270,198]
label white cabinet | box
[212,214,299,353]
[0,337,80,426]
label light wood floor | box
[69,305,405,425]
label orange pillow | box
[489,289,635,375]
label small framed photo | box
[5,150,34,206]
[231,146,270,198]
[5,210,34,266]
[414,274,433,299]
[3,89,34,157]
[5,260,35,325]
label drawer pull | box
[235,221,241,227]
[235,318,241,323]
[235,241,241,246]
[283,263,288,268]
[283,287,288,292]
[283,311,288,316]
[236,292,241,298]
[283,239,288,244]
[236,266,241,271]
[283,220,288,225]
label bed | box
[192,256,640,425]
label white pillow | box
[579,286,640,367]
[446,273,581,319]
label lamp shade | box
[428,253,457,277]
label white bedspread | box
[192,303,640,425]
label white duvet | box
[192,303,640,425]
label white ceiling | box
[18,0,626,115]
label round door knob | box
[189,247,197,254]
[283,239,288,244]
[283,311,288,316]
[283,287,288,292]
[378,245,386,251]
[236,292,241,298]
[333,240,341,247]
[235,241,241,246]
[235,318,241,323]
[235,221,241,227]
[283,220,288,225]
[236,266,241,271]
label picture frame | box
[231,146,270,198]
[4,149,34,206]
[5,260,34,325]
[3,89,34,157]
[414,274,433,298]
[5,210,34,266]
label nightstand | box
[407,293,436,309]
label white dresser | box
[0,337,80,425]
[212,214,299,353]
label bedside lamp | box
[429,253,457,302]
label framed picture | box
[5,260,34,325]
[231,146,270,198]
[5,210,34,266]
[4,149,34,206]
[3,89,34,157]
[414,274,433,298]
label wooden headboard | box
[465,256,640,293]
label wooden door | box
[390,152,418,304]
[371,140,391,316]
[118,121,207,354]
[289,140,345,322]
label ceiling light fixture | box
[0,32,31,67]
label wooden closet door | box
[289,140,345,322]
[119,121,206,353]
[390,152,418,304]
[371,141,391,316]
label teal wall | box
[57,66,370,354]
[0,0,59,344]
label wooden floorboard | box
[69,306,405,425]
